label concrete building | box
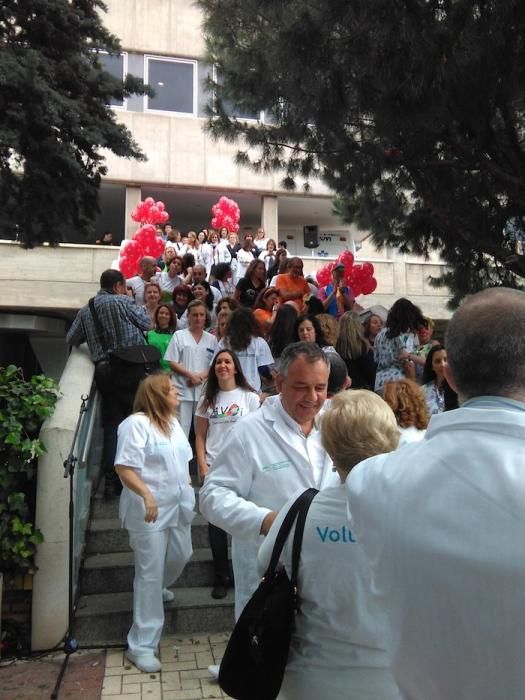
[0,0,452,650]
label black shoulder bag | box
[88,298,161,373]
[219,487,318,700]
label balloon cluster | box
[131,197,170,225]
[119,198,169,278]
[316,250,378,297]
[211,196,240,233]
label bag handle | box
[264,487,318,579]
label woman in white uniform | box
[258,390,401,700]
[195,349,260,598]
[115,374,195,674]
[164,299,217,437]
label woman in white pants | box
[164,299,217,437]
[115,374,195,674]
[258,391,401,699]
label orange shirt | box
[275,274,309,312]
[253,307,273,335]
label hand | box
[186,372,203,386]
[260,511,278,535]
[198,462,209,483]
[143,493,158,523]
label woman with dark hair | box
[159,256,184,294]
[171,284,193,326]
[267,304,298,366]
[115,374,195,673]
[234,258,267,308]
[336,311,376,390]
[147,304,177,372]
[216,307,273,392]
[293,314,327,346]
[258,238,278,271]
[373,298,426,394]
[422,344,448,415]
[383,379,429,444]
[252,287,281,336]
[195,349,260,599]
[192,280,214,312]
[210,262,234,298]
[215,295,238,316]
[363,313,383,349]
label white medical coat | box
[258,484,399,700]
[346,401,525,700]
[199,397,339,617]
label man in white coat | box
[347,287,525,700]
[199,341,338,621]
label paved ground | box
[0,632,231,700]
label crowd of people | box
[66,227,525,699]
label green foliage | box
[198,0,525,305]
[0,365,59,582]
[0,0,150,246]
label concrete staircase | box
[74,490,234,644]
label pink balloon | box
[157,201,165,211]
[144,197,154,206]
[160,211,169,223]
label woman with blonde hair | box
[336,311,376,390]
[316,313,339,351]
[258,390,400,700]
[383,379,429,444]
[213,308,232,340]
[115,374,195,674]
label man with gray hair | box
[200,341,338,622]
[346,287,525,700]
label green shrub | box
[0,365,60,584]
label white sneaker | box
[162,588,175,602]
[126,650,161,673]
[208,664,220,680]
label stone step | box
[80,548,229,594]
[86,513,212,553]
[74,587,234,644]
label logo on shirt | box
[261,460,291,472]
[210,403,242,419]
[316,525,356,543]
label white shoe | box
[126,650,161,673]
[162,588,175,602]
[208,664,220,680]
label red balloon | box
[361,277,378,295]
[316,266,332,286]
[339,250,355,268]
[362,262,374,276]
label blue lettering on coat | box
[316,526,356,543]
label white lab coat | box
[258,484,399,700]
[200,241,232,276]
[199,397,339,618]
[346,400,525,700]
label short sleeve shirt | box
[164,329,217,401]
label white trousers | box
[178,400,199,438]
[127,524,192,655]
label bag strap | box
[264,487,318,579]
[88,297,110,353]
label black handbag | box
[219,487,318,700]
[88,298,161,374]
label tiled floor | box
[0,632,231,700]
[102,632,232,700]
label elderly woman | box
[383,379,429,444]
[115,374,195,674]
[258,390,400,700]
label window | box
[145,56,196,115]
[212,65,263,122]
[99,52,126,108]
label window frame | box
[144,55,198,117]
